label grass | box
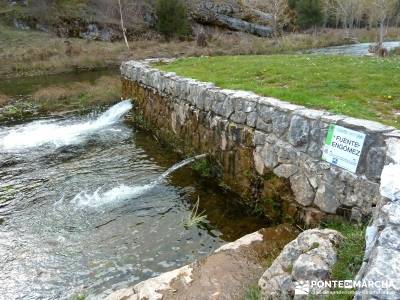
[323,220,367,300]
[71,295,86,300]
[325,221,366,282]
[183,197,208,228]
[158,55,400,127]
[261,247,284,271]
[244,285,262,300]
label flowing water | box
[0,100,268,299]
[308,41,400,56]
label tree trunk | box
[118,0,130,50]
[379,18,385,46]
[272,14,278,42]
[343,15,349,38]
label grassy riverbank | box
[158,55,400,127]
[2,23,399,79]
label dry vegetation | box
[0,75,121,123]
[0,24,126,78]
[31,75,122,112]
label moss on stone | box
[191,157,222,179]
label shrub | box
[155,0,188,40]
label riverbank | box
[2,24,400,79]
[0,74,121,123]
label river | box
[308,41,400,56]
[0,96,267,299]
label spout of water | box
[157,154,208,182]
[71,154,209,208]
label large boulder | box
[258,229,343,299]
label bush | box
[155,0,188,40]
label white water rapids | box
[0,98,208,209]
[0,99,133,151]
[70,154,207,208]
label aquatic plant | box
[183,197,207,228]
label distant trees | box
[155,0,188,40]
[290,0,324,32]
[327,0,364,36]
[370,0,399,45]
[286,0,400,43]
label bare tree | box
[118,0,130,50]
[369,0,398,45]
[248,0,289,38]
[327,0,364,37]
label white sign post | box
[322,124,366,173]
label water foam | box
[71,154,207,208]
[0,100,132,151]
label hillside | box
[0,0,273,41]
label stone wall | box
[120,60,400,224]
[355,138,400,299]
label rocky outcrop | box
[258,229,343,299]
[6,0,273,40]
[187,0,272,37]
[106,225,297,300]
[208,14,272,37]
[121,60,400,224]
[8,16,151,42]
[355,137,400,299]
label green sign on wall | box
[322,124,366,173]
